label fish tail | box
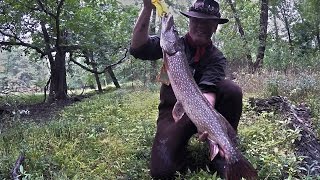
[224,154,257,180]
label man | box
[129,0,243,179]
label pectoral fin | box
[172,101,185,122]
[157,58,170,85]
[208,139,219,161]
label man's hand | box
[197,131,226,158]
[203,92,216,107]
[197,131,208,142]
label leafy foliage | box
[217,0,319,71]
[0,0,139,100]
[0,48,48,92]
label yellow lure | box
[151,0,169,16]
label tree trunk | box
[90,52,102,92]
[226,0,254,71]
[107,67,120,88]
[271,7,279,41]
[253,0,269,72]
[143,61,147,86]
[40,21,60,103]
[317,27,320,50]
[94,72,102,92]
[49,50,68,102]
[284,17,293,47]
[151,60,158,83]
[279,2,293,49]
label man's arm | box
[199,49,226,104]
[130,1,154,49]
[129,1,162,60]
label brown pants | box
[150,79,243,179]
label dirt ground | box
[0,95,90,126]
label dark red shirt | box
[129,35,226,94]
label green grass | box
[0,89,158,179]
[0,93,44,107]
[0,88,319,179]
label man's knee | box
[218,79,243,100]
[150,136,176,179]
[216,79,243,130]
[150,133,188,180]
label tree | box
[0,0,138,102]
[253,0,269,72]
[225,0,254,70]
[296,0,320,51]
[0,48,48,92]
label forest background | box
[0,0,320,179]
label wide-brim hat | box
[180,0,229,24]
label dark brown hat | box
[180,0,229,24]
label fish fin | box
[156,62,170,85]
[172,101,185,122]
[224,153,258,180]
[208,139,219,161]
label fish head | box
[160,15,183,56]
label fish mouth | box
[164,15,174,32]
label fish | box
[160,14,258,180]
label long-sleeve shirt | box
[129,35,226,94]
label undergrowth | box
[0,85,319,179]
[240,100,302,179]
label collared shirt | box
[129,35,226,93]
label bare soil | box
[0,95,91,126]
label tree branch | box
[55,0,65,49]
[69,48,129,74]
[40,21,55,61]
[36,0,56,18]
[43,75,51,103]
[0,28,46,55]
[57,0,65,13]
[0,41,45,56]
[48,45,83,54]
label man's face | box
[188,17,218,46]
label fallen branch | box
[250,96,320,176]
[43,75,51,103]
[11,154,25,180]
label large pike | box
[160,15,257,180]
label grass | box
[0,93,44,107]
[0,89,160,179]
[0,70,320,179]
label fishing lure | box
[151,0,169,16]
